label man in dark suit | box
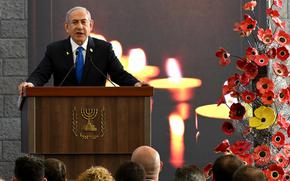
[18,6,145,95]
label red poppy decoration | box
[273,0,283,7]
[277,46,290,61]
[229,103,246,120]
[272,131,285,148]
[203,163,213,180]
[254,54,269,66]
[272,17,286,29]
[273,62,289,78]
[242,126,252,136]
[227,74,241,89]
[288,126,290,138]
[236,15,257,36]
[277,114,289,130]
[283,172,290,181]
[266,164,284,181]
[241,90,256,103]
[244,62,258,79]
[246,47,258,61]
[275,30,290,46]
[243,1,257,11]
[266,8,280,18]
[258,28,274,44]
[214,139,231,153]
[256,77,274,94]
[222,122,235,136]
[261,91,274,105]
[230,140,251,155]
[266,47,277,59]
[253,145,271,166]
[237,153,254,165]
[240,73,250,86]
[274,153,289,168]
[278,88,290,103]
[216,48,231,66]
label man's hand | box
[134,81,150,87]
[18,82,34,96]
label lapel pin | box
[66,51,70,55]
[90,48,93,53]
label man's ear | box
[64,23,69,33]
[159,161,164,172]
[90,19,94,31]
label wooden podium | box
[21,86,153,179]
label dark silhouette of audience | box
[115,161,145,181]
[44,158,67,181]
[212,155,243,181]
[13,156,46,181]
[174,165,206,181]
[233,165,267,181]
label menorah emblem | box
[81,108,98,131]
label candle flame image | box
[90,33,106,41]
[169,113,185,168]
[110,40,123,59]
[128,48,146,73]
[166,58,182,81]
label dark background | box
[28,0,266,180]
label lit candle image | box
[169,113,185,168]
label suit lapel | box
[63,37,77,84]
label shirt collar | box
[70,37,88,52]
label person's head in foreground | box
[115,161,145,181]
[233,165,267,181]
[174,164,206,181]
[77,166,114,181]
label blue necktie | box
[76,47,84,83]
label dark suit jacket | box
[27,37,139,86]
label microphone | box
[58,50,79,86]
[88,48,117,87]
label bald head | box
[131,146,162,181]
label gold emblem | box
[72,106,105,139]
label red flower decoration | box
[244,62,258,79]
[214,139,230,153]
[216,48,231,66]
[229,103,246,120]
[266,164,284,181]
[273,0,283,7]
[246,47,258,61]
[275,30,290,46]
[242,126,252,136]
[288,126,290,138]
[240,73,250,86]
[274,153,288,168]
[277,46,289,61]
[237,153,254,165]
[241,90,256,103]
[254,54,269,66]
[230,140,251,155]
[256,77,274,94]
[272,131,285,148]
[278,88,290,103]
[253,145,271,166]
[266,8,280,18]
[203,163,213,180]
[243,1,257,11]
[273,62,289,78]
[261,91,274,105]
[277,114,289,130]
[235,15,257,36]
[283,172,290,181]
[222,122,235,136]
[266,47,277,59]
[258,28,274,44]
[272,17,286,29]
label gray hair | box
[65,6,92,23]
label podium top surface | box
[24,86,154,97]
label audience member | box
[233,165,267,181]
[174,165,206,181]
[13,156,46,181]
[212,155,243,181]
[77,166,114,181]
[115,161,145,181]
[44,158,67,181]
[131,146,163,181]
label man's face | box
[64,9,93,45]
